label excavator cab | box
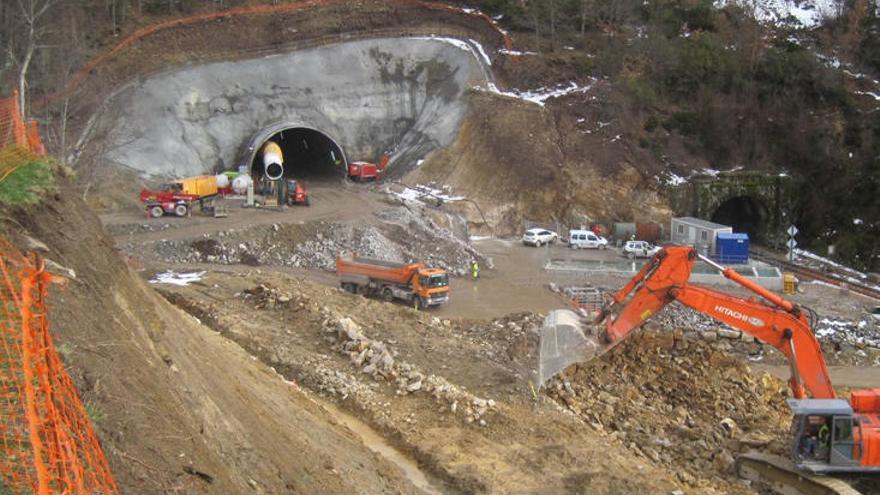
[788,399,864,472]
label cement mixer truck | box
[336,256,450,309]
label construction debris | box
[545,331,790,488]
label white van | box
[568,230,608,249]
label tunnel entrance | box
[711,196,768,243]
[249,127,346,181]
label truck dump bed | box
[336,257,421,285]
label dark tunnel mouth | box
[249,126,346,182]
[711,195,768,243]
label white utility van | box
[569,230,608,249]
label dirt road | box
[101,178,386,243]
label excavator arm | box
[597,246,834,399]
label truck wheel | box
[174,204,188,217]
[304,197,310,206]
[382,288,394,302]
[149,206,164,218]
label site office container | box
[714,232,749,264]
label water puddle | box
[318,399,444,494]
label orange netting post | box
[0,238,119,495]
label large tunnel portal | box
[710,195,768,243]
[250,127,346,181]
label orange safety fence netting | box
[0,90,45,158]
[0,238,119,495]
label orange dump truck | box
[336,256,450,309]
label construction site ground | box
[9,3,878,493]
[93,178,880,494]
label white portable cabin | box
[670,217,732,255]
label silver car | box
[522,228,558,247]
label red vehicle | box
[139,185,200,218]
[286,179,310,206]
[348,155,389,182]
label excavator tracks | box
[736,453,862,495]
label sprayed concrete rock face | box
[96,38,490,177]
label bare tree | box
[9,0,55,120]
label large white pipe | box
[262,141,284,180]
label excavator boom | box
[596,246,833,399]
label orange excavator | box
[542,246,880,492]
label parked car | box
[568,229,608,249]
[622,240,661,259]
[522,228,558,247]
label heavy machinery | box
[348,155,389,182]
[539,246,880,493]
[139,175,221,218]
[336,256,449,309]
[285,179,310,206]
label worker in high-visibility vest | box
[471,261,480,280]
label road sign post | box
[787,225,798,262]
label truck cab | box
[414,268,450,307]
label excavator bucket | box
[537,310,605,387]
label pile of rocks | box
[289,224,405,271]
[327,318,496,425]
[815,316,880,348]
[545,331,790,486]
[464,312,542,366]
[239,284,298,310]
[147,205,489,275]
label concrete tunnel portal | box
[247,125,347,182]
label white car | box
[622,240,661,259]
[569,230,608,249]
[522,228,558,247]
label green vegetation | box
[0,160,55,206]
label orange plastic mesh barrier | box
[0,238,119,495]
[0,91,45,156]
[42,0,511,106]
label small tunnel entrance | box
[250,127,345,181]
[711,196,768,243]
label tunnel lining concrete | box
[241,121,348,175]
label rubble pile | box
[463,312,542,366]
[651,302,880,365]
[327,318,496,425]
[239,284,302,310]
[546,331,790,485]
[150,206,487,275]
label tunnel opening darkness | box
[711,196,768,243]
[250,127,345,182]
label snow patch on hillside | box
[716,0,839,28]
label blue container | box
[715,233,749,264]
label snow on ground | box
[413,36,493,66]
[716,0,839,28]
[481,80,596,107]
[393,184,465,204]
[794,248,868,280]
[498,48,538,56]
[149,270,206,286]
